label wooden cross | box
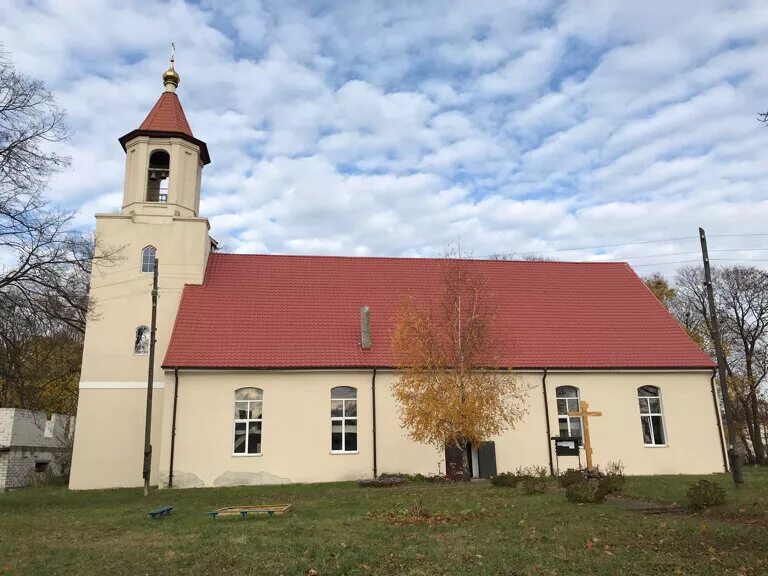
[568,400,602,469]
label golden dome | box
[163,66,180,89]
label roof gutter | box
[168,368,180,488]
[542,368,554,476]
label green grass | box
[621,467,768,526]
[1,471,767,575]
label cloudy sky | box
[2,0,768,274]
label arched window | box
[233,388,263,455]
[556,386,582,443]
[146,150,170,202]
[638,386,666,446]
[134,326,149,355]
[331,386,357,453]
[141,246,156,273]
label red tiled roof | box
[163,254,715,370]
[139,92,193,136]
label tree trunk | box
[739,430,755,464]
[461,442,471,482]
[750,386,765,465]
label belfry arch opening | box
[146,150,170,202]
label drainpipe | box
[542,368,554,476]
[371,368,378,478]
[710,369,729,473]
[168,368,179,488]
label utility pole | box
[699,228,743,485]
[143,258,159,496]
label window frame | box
[141,246,157,273]
[638,385,667,447]
[134,325,149,355]
[232,388,263,457]
[330,386,358,454]
[555,385,583,445]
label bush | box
[358,477,407,488]
[379,472,430,483]
[490,472,520,488]
[558,469,584,488]
[520,476,548,495]
[687,480,726,510]
[599,461,626,494]
[565,478,606,503]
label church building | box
[69,61,727,490]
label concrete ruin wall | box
[0,408,74,492]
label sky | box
[2,0,768,275]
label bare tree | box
[674,265,768,465]
[488,253,559,262]
[0,47,119,413]
[717,266,768,465]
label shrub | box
[379,472,430,483]
[514,465,549,478]
[565,478,606,503]
[358,477,406,488]
[558,469,584,488]
[687,480,726,510]
[520,476,548,495]
[490,472,520,488]
[599,461,626,494]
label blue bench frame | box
[148,505,173,520]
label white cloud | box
[1,0,768,276]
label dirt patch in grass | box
[367,501,495,526]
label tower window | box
[134,326,149,355]
[146,150,170,202]
[141,246,156,273]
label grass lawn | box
[1,470,767,575]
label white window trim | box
[331,392,358,453]
[555,387,582,443]
[639,389,668,447]
[233,396,263,456]
[141,246,157,274]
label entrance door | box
[444,444,464,479]
[477,441,497,479]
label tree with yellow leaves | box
[391,254,527,479]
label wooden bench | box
[148,505,173,520]
[208,504,291,520]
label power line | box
[518,232,768,256]
[623,258,768,268]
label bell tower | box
[69,52,215,490]
[118,54,210,218]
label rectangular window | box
[638,390,666,446]
[556,396,582,444]
[233,388,263,455]
[331,387,357,453]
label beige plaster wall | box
[148,368,724,490]
[541,370,725,475]
[157,371,378,487]
[70,210,211,489]
[122,136,203,218]
[69,388,164,489]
